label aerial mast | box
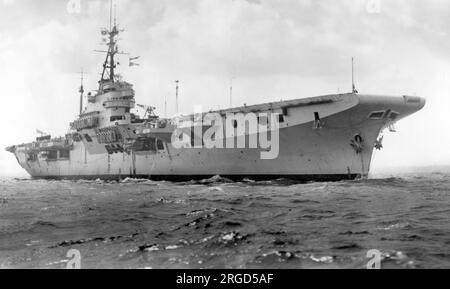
[99,0,118,85]
[79,69,84,115]
[229,77,234,108]
[352,57,358,94]
[175,80,180,114]
[108,3,116,84]
[164,95,168,118]
[110,0,113,31]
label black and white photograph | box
[0,0,448,274]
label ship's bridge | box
[103,96,136,109]
[79,80,137,129]
[89,81,135,103]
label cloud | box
[2,0,15,6]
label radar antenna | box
[95,0,138,91]
[98,0,120,86]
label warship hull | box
[7,94,425,182]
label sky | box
[0,0,449,177]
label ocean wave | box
[50,232,140,249]
[1,171,449,268]
[197,175,234,185]
[376,222,411,231]
[356,177,409,186]
[254,250,337,266]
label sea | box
[0,169,449,269]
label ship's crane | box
[136,104,157,120]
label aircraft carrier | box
[5,12,425,182]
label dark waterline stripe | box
[32,174,360,182]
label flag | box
[129,56,140,67]
[36,129,47,136]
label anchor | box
[350,134,364,154]
[375,136,384,150]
